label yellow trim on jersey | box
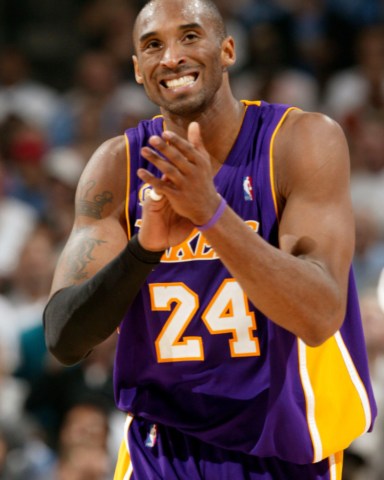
[114,439,132,480]
[124,134,132,240]
[125,116,166,240]
[269,106,299,218]
[329,451,343,480]
[114,416,133,480]
[240,99,262,106]
[299,335,372,462]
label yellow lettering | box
[134,219,259,263]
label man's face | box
[133,0,229,116]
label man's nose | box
[160,42,186,69]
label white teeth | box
[165,75,195,89]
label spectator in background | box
[57,402,109,456]
[49,49,156,158]
[76,0,138,69]
[23,334,119,453]
[0,115,48,215]
[54,445,110,480]
[347,110,384,239]
[42,146,85,248]
[345,290,384,479]
[0,157,37,290]
[233,0,354,106]
[0,428,7,479]
[0,322,27,431]
[230,3,321,111]
[7,223,57,335]
[323,24,384,122]
[353,208,384,293]
[288,0,356,83]
[38,400,114,480]
[0,333,50,480]
[0,46,60,133]
[327,0,384,26]
[0,295,20,373]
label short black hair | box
[134,0,227,44]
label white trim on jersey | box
[124,415,134,480]
[334,331,372,433]
[298,339,323,463]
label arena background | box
[0,1,383,479]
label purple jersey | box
[114,100,376,464]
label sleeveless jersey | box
[115,100,377,464]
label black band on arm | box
[43,234,164,366]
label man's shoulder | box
[101,134,127,152]
[278,109,344,143]
[76,135,128,217]
[81,135,127,181]
[273,108,349,201]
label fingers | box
[140,145,184,189]
[162,122,204,161]
[137,168,166,191]
[143,122,205,170]
[149,135,192,171]
[139,122,209,198]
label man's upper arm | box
[50,136,129,295]
[275,110,355,292]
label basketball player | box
[43,0,377,478]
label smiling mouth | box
[161,73,198,89]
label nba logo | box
[243,176,254,201]
[145,424,158,448]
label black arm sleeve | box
[43,235,164,366]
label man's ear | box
[221,36,236,69]
[133,55,144,84]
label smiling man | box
[43,0,377,479]
[132,0,228,117]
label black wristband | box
[126,234,165,264]
[43,234,164,365]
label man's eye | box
[146,40,161,50]
[184,32,199,42]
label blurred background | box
[0,0,384,479]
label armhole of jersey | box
[269,106,300,221]
[124,133,132,240]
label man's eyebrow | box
[139,23,203,43]
[139,31,157,43]
[179,23,202,31]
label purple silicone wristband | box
[195,196,227,231]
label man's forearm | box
[43,235,164,365]
[202,207,348,346]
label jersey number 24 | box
[149,279,261,362]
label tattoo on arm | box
[78,180,113,219]
[65,237,107,282]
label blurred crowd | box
[0,0,384,479]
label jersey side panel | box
[301,271,376,461]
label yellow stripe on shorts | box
[114,416,133,480]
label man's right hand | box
[138,193,194,252]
